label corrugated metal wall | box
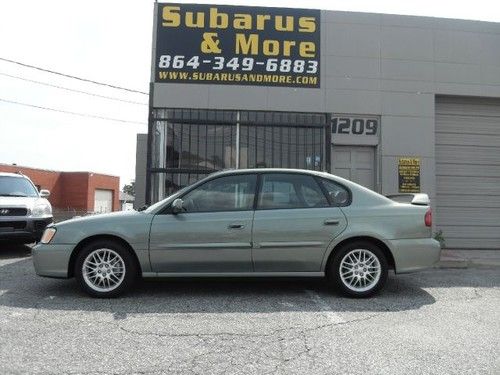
[435,96,500,249]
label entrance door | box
[331,146,375,190]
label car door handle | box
[324,219,340,226]
[228,223,245,229]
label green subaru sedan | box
[33,169,441,298]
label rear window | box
[0,176,38,197]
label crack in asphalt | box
[116,311,382,341]
[111,311,384,375]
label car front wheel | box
[75,240,137,298]
[328,241,388,298]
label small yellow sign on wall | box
[398,157,420,193]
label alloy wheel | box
[339,249,381,292]
[82,248,126,292]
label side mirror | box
[171,198,184,214]
[40,189,50,198]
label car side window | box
[258,174,329,209]
[319,179,351,206]
[181,174,257,213]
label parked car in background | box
[32,169,441,298]
[0,172,53,244]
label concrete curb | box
[468,260,500,268]
[438,258,469,269]
[438,249,500,269]
[438,249,469,269]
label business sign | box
[398,157,421,193]
[332,115,379,146]
[154,3,321,88]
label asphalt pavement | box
[0,244,499,375]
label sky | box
[1,0,499,188]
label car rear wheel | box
[75,240,137,298]
[327,241,388,298]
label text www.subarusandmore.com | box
[158,71,318,85]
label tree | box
[122,180,135,196]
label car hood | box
[50,209,153,246]
[55,210,145,226]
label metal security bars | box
[148,109,328,202]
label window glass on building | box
[149,109,327,202]
[238,112,325,170]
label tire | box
[74,240,137,298]
[327,241,388,298]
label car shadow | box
[0,243,32,258]
[0,257,445,318]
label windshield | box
[143,184,192,213]
[0,176,39,197]
[143,171,223,213]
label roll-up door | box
[94,189,113,213]
[435,96,500,249]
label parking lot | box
[0,245,499,375]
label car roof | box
[209,168,392,204]
[211,168,332,178]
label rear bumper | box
[0,217,53,243]
[32,243,73,278]
[388,238,441,274]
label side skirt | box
[142,272,325,278]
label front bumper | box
[0,217,53,243]
[32,243,73,278]
[388,238,441,274]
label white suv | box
[0,172,53,244]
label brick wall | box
[58,172,90,210]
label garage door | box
[435,96,500,249]
[331,146,375,190]
[94,189,113,214]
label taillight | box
[424,209,432,227]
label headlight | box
[32,202,52,217]
[40,227,57,244]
